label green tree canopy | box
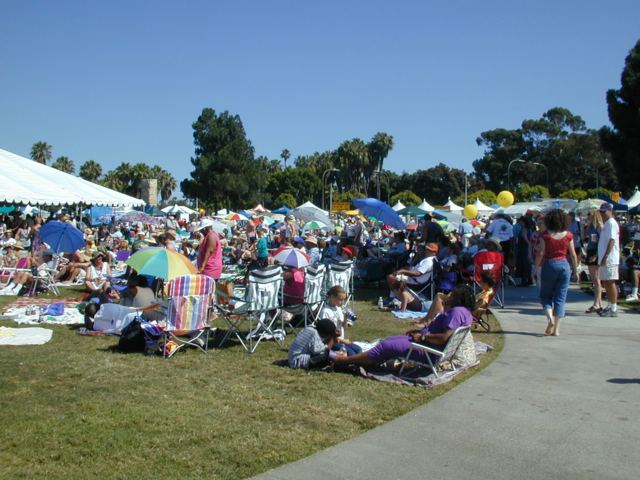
[266,167,322,206]
[515,184,549,202]
[273,193,297,209]
[390,190,421,206]
[454,189,497,207]
[79,160,103,182]
[600,39,640,193]
[51,156,75,174]
[181,108,261,210]
[30,141,52,165]
[558,189,588,201]
[474,108,616,195]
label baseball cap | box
[599,203,613,212]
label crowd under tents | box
[0,148,144,208]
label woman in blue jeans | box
[535,210,579,336]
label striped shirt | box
[288,326,326,369]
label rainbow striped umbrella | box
[272,247,310,268]
[126,247,197,280]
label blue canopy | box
[272,205,291,214]
[352,198,405,229]
[597,194,628,211]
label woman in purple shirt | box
[333,286,475,368]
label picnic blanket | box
[360,341,493,388]
[0,326,53,345]
[391,310,427,319]
[1,296,80,311]
[2,305,84,325]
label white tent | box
[473,198,495,214]
[418,199,434,212]
[251,203,270,213]
[443,197,463,212]
[627,187,640,209]
[298,201,328,216]
[0,148,145,207]
[391,200,405,211]
[162,204,196,215]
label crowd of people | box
[1,201,638,371]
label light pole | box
[596,158,608,193]
[464,172,468,206]
[322,168,339,211]
[507,159,526,192]
[530,161,549,194]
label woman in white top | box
[85,251,111,294]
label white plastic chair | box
[398,326,471,377]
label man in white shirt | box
[387,242,438,287]
[597,203,620,317]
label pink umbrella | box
[272,247,310,268]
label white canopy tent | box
[627,187,640,209]
[162,204,197,215]
[391,200,405,211]
[298,200,328,216]
[418,199,434,212]
[443,197,463,212]
[473,198,495,214]
[0,148,145,207]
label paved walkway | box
[256,285,640,480]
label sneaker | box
[598,307,618,317]
[625,294,639,303]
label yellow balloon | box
[463,204,478,219]
[497,191,514,208]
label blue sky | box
[1,1,639,189]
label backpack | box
[118,319,145,353]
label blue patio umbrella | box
[352,198,405,229]
[39,221,86,253]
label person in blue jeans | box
[535,210,579,336]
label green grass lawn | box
[0,288,503,480]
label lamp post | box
[322,168,339,211]
[596,158,608,193]
[530,161,549,193]
[507,159,526,192]
[464,172,468,206]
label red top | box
[542,231,573,260]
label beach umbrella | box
[226,212,249,221]
[39,221,86,253]
[126,247,197,280]
[352,198,405,229]
[575,198,605,214]
[291,206,334,229]
[302,220,329,232]
[272,246,310,268]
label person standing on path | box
[196,220,222,281]
[583,208,604,313]
[597,203,620,317]
[535,209,578,336]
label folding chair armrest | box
[408,342,444,358]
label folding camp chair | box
[0,257,30,288]
[282,263,326,330]
[216,265,284,353]
[473,251,505,308]
[28,256,61,296]
[323,260,354,311]
[161,274,215,358]
[398,325,471,378]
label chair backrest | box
[473,251,504,283]
[325,260,353,295]
[439,326,471,364]
[166,274,215,331]
[304,264,326,305]
[245,265,283,312]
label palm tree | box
[101,171,124,191]
[30,141,52,165]
[368,132,394,199]
[51,156,75,174]
[281,149,291,169]
[337,139,370,193]
[78,160,103,182]
[152,166,177,203]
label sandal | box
[585,306,598,313]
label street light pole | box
[322,168,339,211]
[530,161,549,194]
[507,159,526,192]
[464,172,468,206]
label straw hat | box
[305,235,318,246]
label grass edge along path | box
[0,290,503,480]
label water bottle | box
[378,296,384,309]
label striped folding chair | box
[162,274,215,358]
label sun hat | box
[92,251,105,259]
[195,219,214,231]
[42,248,55,256]
[305,235,318,245]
